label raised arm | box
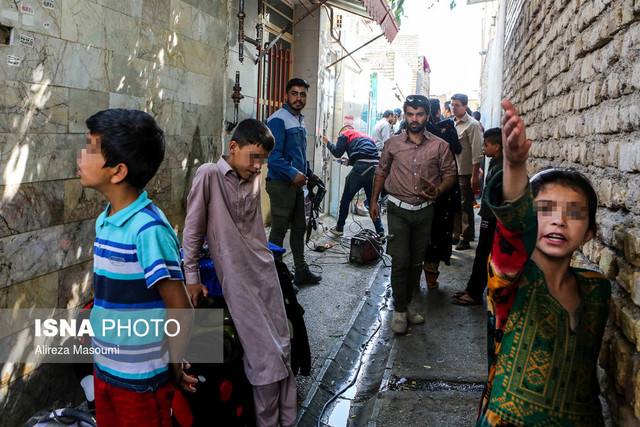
[501,99,531,202]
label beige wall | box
[0,0,233,421]
[501,0,640,424]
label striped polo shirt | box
[91,191,184,392]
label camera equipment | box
[349,230,384,264]
[306,178,327,243]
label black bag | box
[274,258,311,376]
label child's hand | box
[501,99,531,165]
[186,283,208,307]
[171,362,198,393]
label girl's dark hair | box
[232,119,275,151]
[530,167,598,233]
[86,109,165,191]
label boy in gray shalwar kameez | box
[182,119,297,426]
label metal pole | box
[324,33,385,70]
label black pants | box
[465,218,497,301]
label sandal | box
[452,290,468,299]
[452,294,482,306]
[427,279,439,289]
[424,271,440,289]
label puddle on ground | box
[320,288,392,426]
[387,377,484,393]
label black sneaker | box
[455,241,471,250]
[452,237,460,245]
[294,269,322,286]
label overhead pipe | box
[324,5,362,72]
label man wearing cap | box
[266,78,322,287]
[322,125,385,237]
[369,95,457,334]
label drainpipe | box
[238,0,263,63]
[224,71,244,132]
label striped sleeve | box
[136,209,184,288]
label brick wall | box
[0,0,233,422]
[502,0,640,423]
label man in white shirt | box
[372,110,395,150]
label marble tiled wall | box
[0,0,233,421]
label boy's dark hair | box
[393,108,402,117]
[451,93,468,106]
[483,127,502,145]
[403,95,430,115]
[382,110,394,118]
[531,167,598,233]
[473,111,481,121]
[86,109,164,191]
[286,78,309,92]
[231,119,275,151]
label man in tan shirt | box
[451,93,484,250]
[369,95,457,334]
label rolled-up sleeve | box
[470,122,484,165]
[439,144,457,179]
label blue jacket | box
[266,103,313,181]
[327,129,379,164]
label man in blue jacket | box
[322,126,384,237]
[266,78,322,286]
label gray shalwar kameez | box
[182,157,296,426]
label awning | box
[327,0,400,42]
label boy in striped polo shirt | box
[78,109,195,426]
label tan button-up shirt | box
[454,113,484,175]
[375,129,457,205]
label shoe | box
[407,307,425,324]
[455,241,471,250]
[294,268,322,286]
[452,237,460,245]
[391,311,408,334]
[329,227,343,236]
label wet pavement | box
[275,209,487,426]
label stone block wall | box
[0,0,232,422]
[502,0,640,423]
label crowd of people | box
[76,77,610,426]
